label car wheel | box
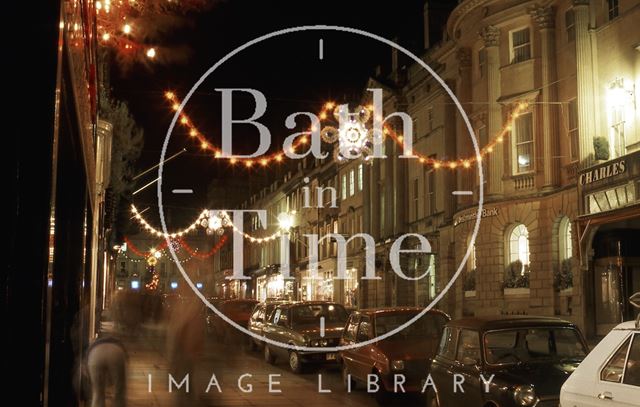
[264,345,276,364]
[342,364,356,391]
[289,351,305,374]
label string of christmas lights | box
[130,204,208,238]
[177,235,229,259]
[130,205,283,245]
[164,90,529,170]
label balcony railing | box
[513,173,535,191]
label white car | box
[560,320,640,406]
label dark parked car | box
[262,301,349,373]
[246,300,291,351]
[206,299,258,341]
[426,316,588,407]
[340,308,450,398]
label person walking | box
[86,336,128,407]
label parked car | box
[560,319,639,406]
[206,299,258,341]
[262,301,349,373]
[426,316,589,407]
[339,307,450,398]
[246,300,291,351]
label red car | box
[206,299,258,342]
[339,308,450,399]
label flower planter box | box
[559,287,573,296]
[504,287,530,296]
[464,290,477,298]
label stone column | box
[531,6,560,189]
[480,25,503,197]
[456,48,473,207]
[573,0,596,167]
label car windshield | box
[484,327,587,365]
[290,304,348,326]
[375,312,448,339]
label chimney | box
[423,1,430,50]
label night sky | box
[112,0,454,228]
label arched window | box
[556,217,574,290]
[559,217,573,261]
[509,224,530,273]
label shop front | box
[297,258,359,307]
[254,265,295,302]
[578,151,640,337]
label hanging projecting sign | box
[579,159,626,185]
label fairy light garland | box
[164,91,333,168]
[177,235,229,259]
[164,90,529,170]
[130,204,208,238]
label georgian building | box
[408,0,640,337]
[224,0,639,340]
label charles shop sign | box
[579,159,626,186]
[454,207,499,227]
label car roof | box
[355,307,450,319]
[613,320,640,331]
[446,315,577,330]
[276,301,344,309]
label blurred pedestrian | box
[86,336,128,407]
[166,285,205,406]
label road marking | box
[320,316,325,337]
[452,190,473,195]
[172,189,193,194]
[319,39,324,60]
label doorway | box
[591,223,640,336]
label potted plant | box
[503,260,530,295]
[593,137,610,162]
[464,268,476,297]
[554,258,574,293]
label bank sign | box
[454,207,499,227]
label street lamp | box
[277,211,295,233]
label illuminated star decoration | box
[321,104,376,163]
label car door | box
[341,314,360,371]
[595,331,640,406]
[350,316,374,381]
[430,326,459,404]
[454,329,484,405]
[264,306,286,356]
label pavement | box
[99,321,420,407]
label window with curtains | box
[512,112,534,174]
[342,174,347,200]
[568,99,579,161]
[510,27,531,64]
[358,164,363,191]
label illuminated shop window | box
[586,182,637,214]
